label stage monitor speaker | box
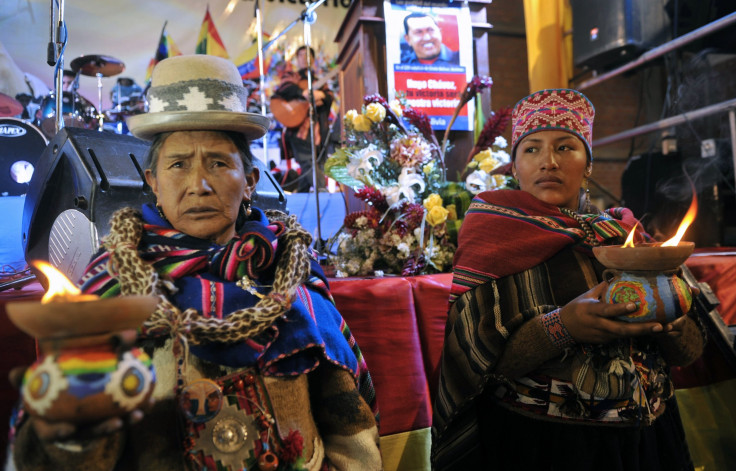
[571,0,670,71]
[23,127,287,285]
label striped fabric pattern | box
[433,258,562,468]
[449,190,647,303]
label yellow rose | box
[479,156,501,173]
[446,204,457,221]
[426,205,449,226]
[352,114,372,132]
[365,103,387,123]
[345,109,359,122]
[473,148,493,162]
[423,193,443,211]
[389,100,403,117]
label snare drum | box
[36,91,97,138]
[0,118,47,196]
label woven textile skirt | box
[473,395,695,471]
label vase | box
[593,242,695,324]
[7,295,158,424]
[602,268,693,323]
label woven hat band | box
[147,79,248,113]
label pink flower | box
[363,94,389,107]
[390,134,432,167]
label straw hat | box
[510,88,595,161]
[127,55,270,140]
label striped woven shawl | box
[433,190,649,468]
[449,190,646,304]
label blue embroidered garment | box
[80,204,361,379]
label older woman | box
[9,55,382,471]
[432,89,704,470]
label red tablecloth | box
[0,282,43,464]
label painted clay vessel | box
[6,295,158,423]
[593,242,694,323]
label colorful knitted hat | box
[510,88,595,161]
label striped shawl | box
[432,190,650,469]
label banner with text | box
[385,1,475,131]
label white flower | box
[383,168,426,206]
[493,149,511,164]
[383,185,402,206]
[396,242,411,257]
[346,146,384,182]
[465,169,490,194]
[493,136,508,149]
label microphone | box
[47,0,56,65]
[47,42,56,66]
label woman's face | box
[145,131,259,244]
[512,130,591,210]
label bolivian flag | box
[195,6,229,59]
[144,25,182,85]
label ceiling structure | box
[0,0,350,111]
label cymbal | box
[0,92,23,117]
[70,54,125,77]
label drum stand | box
[95,72,105,131]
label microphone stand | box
[255,0,328,253]
[302,2,325,253]
[254,0,269,164]
[52,0,67,135]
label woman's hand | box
[559,281,673,344]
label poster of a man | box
[386,2,474,131]
[401,12,459,66]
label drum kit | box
[0,54,146,196]
[0,54,147,140]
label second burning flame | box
[623,190,697,248]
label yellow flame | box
[661,191,698,247]
[623,223,638,247]
[32,261,82,303]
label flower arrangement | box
[325,78,513,277]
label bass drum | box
[36,91,97,139]
[0,118,47,196]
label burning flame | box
[32,261,96,304]
[623,223,638,248]
[661,191,698,247]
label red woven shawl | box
[450,190,646,303]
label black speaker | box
[0,119,47,196]
[22,127,153,283]
[571,0,670,71]
[23,127,287,284]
